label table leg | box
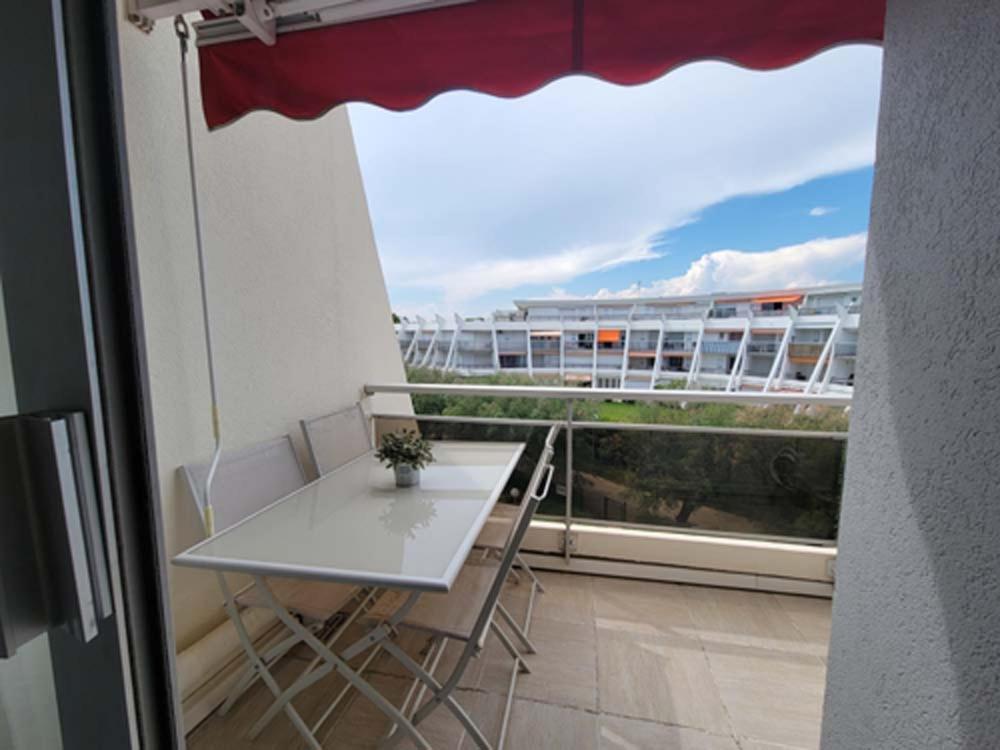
[248,587,381,739]
[252,577,433,750]
[214,572,321,749]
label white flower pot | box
[394,465,420,487]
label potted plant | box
[376,430,434,487]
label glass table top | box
[173,441,525,592]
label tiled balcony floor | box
[188,572,831,750]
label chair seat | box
[474,503,519,550]
[366,563,497,641]
[236,578,358,622]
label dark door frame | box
[1,0,180,746]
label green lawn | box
[597,401,644,423]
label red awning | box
[199,0,885,129]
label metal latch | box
[561,530,578,554]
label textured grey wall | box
[821,1,1000,748]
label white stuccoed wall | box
[115,13,409,662]
[822,1,1000,747]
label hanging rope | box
[176,15,222,535]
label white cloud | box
[351,46,882,308]
[809,206,838,217]
[397,235,663,304]
[576,233,867,300]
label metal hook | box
[174,14,190,53]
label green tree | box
[622,433,731,525]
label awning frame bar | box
[127,0,475,47]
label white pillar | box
[489,316,500,372]
[591,306,598,388]
[559,317,565,382]
[418,322,440,368]
[725,317,751,392]
[803,315,842,395]
[686,317,706,389]
[763,312,796,392]
[443,314,462,371]
[619,305,635,388]
[650,317,665,390]
[403,320,420,364]
[525,328,533,377]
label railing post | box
[565,399,574,563]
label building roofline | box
[511,282,863,309]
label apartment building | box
[397,283,862,393]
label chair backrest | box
[465,425,561,656]
[300,404,372,476]
[182,435,307,535]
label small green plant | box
[376,430,434,470]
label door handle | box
[0,412,111,658]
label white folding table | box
[173,440,525,749]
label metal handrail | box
[569,419,847,440]
[374,411,847,441]
[365,382,852,407]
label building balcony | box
[178,381,843,749]
[662,341,693,352]
[748,341,780,354]
[798,306,839,316]
[596,310,632,321]
[190,570,830,750]
[834,342,858,357]
[702,340,741,354]
[526,314,563,321]
[259,382,840,750]
[532,356,560,369]
[708,307,750,319]
[788,343,825,360]
[751,307,792,317]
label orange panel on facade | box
[752,294,803,304]
[597,329,622,343]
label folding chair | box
[473,448,552,653]
[368,425,561,750]
[182,435,369,718]
[300,402,372,476]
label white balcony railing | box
[366,382,849,590]
[662,340,693,351]
[798,305,839,316]
[701,340,741,355]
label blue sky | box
[350,45,882,318]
